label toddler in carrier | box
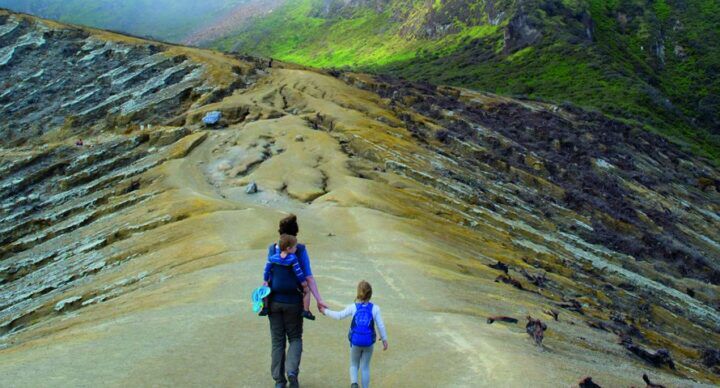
[260,234,315,320]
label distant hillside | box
[0,0,247,42]
[2,0,718,162]
[207,0,720,162]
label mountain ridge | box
[2,1,718,163]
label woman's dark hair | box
[278,214,299,236]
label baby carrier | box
[267,246,302,304]
[348,303,376,347]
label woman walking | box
[266,214,327,388]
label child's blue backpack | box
[348,303,376,347]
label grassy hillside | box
[0,0,245,42]
[211,0,720,162]
[214,0,501,68]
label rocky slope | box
[0,9,261,146]
[0,9,719,387]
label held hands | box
[382,340,388,351]
[316,299,328,312]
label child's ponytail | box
[356,280,372,302]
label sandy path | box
[0,132,508,387]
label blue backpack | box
[348,303,376,347]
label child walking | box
[261,234,315,320]
[321,280,388,388]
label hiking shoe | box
[302,310,315,320]
[274,383,286,388]
[351,384,359,388]
[288,374,299,388]
[259,306,269,317]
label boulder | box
[202,111,222,126]
[54,296,82,312]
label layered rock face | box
[0,9,260,339]
[0,9,718,387]
[0,128,209,336]
[0,11,249,146]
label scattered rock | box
[495,274,523,290]
[521,269,547,287]
[488,261,509,274]
[54,296,82,312]
[486,316,519,324]
[526,316,547,346]
[543,309,559,321]
[555,299,583,314]
[245,181,258,194]
[294,135,304,142]
[202,111,222,127]
[642,373,666,388]
[578,376,602,388]
[620,336,675,369]
[126,180,140,193]
[586,319,610,332]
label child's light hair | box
[356,280,372,302]
[279,234,297,252]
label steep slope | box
[0,9,257,146]
[0,10,719,387]
[207,0,720,162]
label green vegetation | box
[213,0,499,69]
[653,0,671,23]
[214,0,719,163]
